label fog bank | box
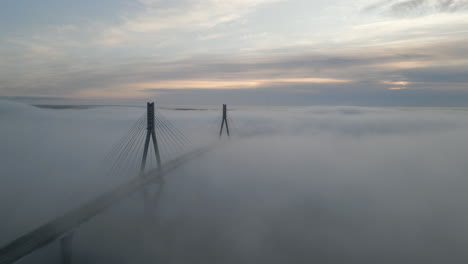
[2,101,468,263]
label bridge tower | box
[140,102,162,172]
[219,104,230,138]
[60,234,73,264]
[139,102,164,221]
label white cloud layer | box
[2,101,468,262]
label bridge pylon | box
[140,102,162,172]
[219,104,230,138]
[139,102,164,221]
[60,233,73,264]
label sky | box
[1,0,468,105]
[3,101,468,263]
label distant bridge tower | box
[219,104,230,138]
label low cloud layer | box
[2,101,468,263]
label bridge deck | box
[0,145,215,264]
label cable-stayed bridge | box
[0,103,234,264]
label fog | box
[2,100,468,263]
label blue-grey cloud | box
[2,25,468,106]
[141,82,468,107]
[364,0,468,16]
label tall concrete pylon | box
[139,102,163,221]
[219,104,230,138]
[140,102,162,172]
[60,233,73,264]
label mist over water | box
[2,101,468,263]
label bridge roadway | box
[0,144,217,264]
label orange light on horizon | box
[132,77,352,90]
[387,87,406,90]
[382,80,409,86]
[72,77,352,98]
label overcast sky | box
[1,0,468,105]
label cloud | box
[391,0,426,15]
[98,0,283,45]
[362,0,399,13]
[364,0,468,16]
[3,101,468,263]
[2,37,468,106]
[1,1,468,106]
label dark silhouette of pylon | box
[139,102,163,221]
[219,104,230,138]
[60,233,73,264]
[140,102,162,171]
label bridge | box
[0,103,233,264]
